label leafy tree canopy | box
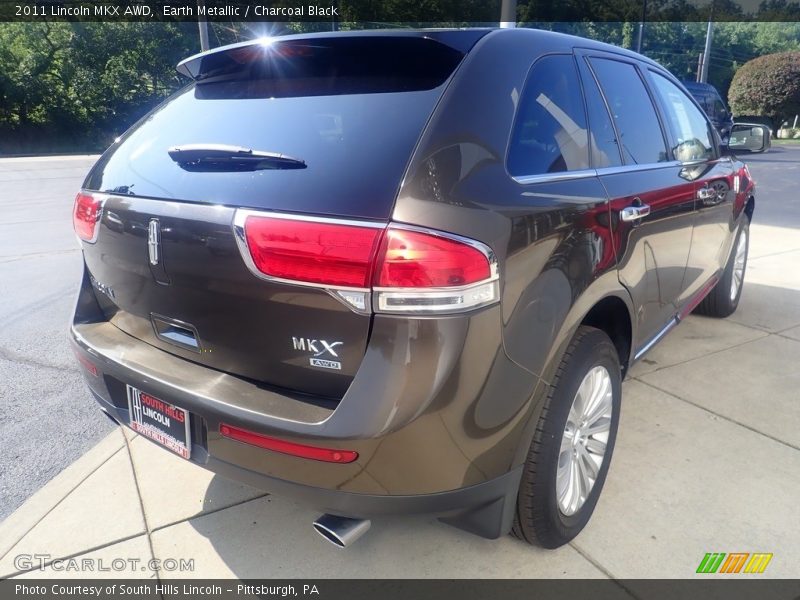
[728,51,800,125]
[1,19,799,153]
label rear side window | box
[589,58,668,165]
[507,54,590,177]
[649,72,715,162]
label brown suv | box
[70,28,755,548]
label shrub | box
[729,52,800,130]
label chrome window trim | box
[595,160,682,176]
[512,161,687,185]
[512,169,597,186]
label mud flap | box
[438,466,523,539]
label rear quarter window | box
[507,54,590,177]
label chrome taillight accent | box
[374,279,500,314]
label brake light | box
[243,215,383,288]
[73,192,103,242]
[235,211,499,314]
[375,228,490,287]
[219,423,358,464]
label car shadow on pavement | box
[186,475,577,579]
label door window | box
[507,54,590,177]
[650,72,715,162]
[588,58,668,165]
[581,68,623,168]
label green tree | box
[728,51,800,126]
[0,22,200,153]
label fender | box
[502,257,636,384]
[504,270,636,468]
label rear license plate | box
[127,386,191,459]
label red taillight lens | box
[73,192,103,242]
[244,216,383,288]
[375,228,491,288]
[73,350,98,377]
[235,210,499,313]
[219,423,358,464]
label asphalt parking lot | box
[0,156,112,520]
[1,147,799,578]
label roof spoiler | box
[176,29,492,82]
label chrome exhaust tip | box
[313,514,371,548]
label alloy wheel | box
[730,229,748,302]
[556,366,613,516]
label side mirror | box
[723,123,771,154]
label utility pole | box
[500,0,517,28]
[636,0,647,53]
[197,0,210,52]
[698,19,714,83]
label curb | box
[0,428,126,561]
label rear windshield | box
[85,37,465,219]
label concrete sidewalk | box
[1,217,798,579]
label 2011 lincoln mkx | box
[70,28,758,548]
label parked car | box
[682,81,735,141]
[71,28,757,549]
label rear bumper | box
[93,386,523,538]
[70,267,538,538]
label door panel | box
[644,70,737,307]
[582,53,695,352]
[601,168,695,349]
[683,158,737,299]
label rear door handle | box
[620,203,651,222]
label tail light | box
[241,215,383,288]
[72,349,98,377]
[73,192,104,243]
[234,210,499,315]
[220,423,358,464]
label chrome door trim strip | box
[633,317,678,361]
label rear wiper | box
[168,144,306,172]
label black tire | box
[694,219,749,318]
[512,326,621,548]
